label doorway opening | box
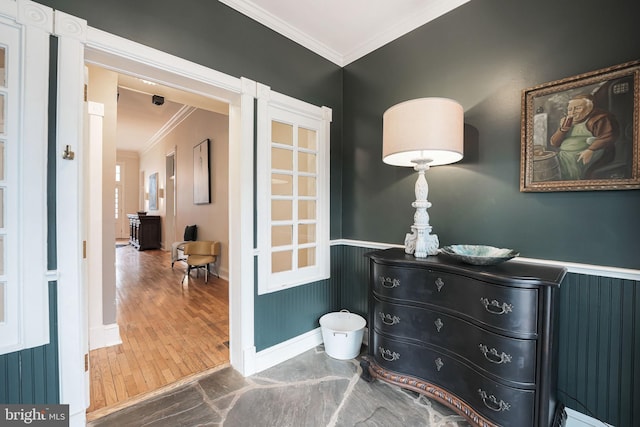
[85,65,232,418]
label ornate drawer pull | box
[480,298,513,315]
[479,344,512,364]
[380,276,400,289]
[478,389,511,412]
[378,346,400,362]
[379,312,400,326]
[434,318,443,332]
[435,357,444,371]
[435,277,445,292]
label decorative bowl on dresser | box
[360,247,567,427]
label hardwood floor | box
[87,244,229,417]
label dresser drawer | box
[372,263,539,335]
[373,334,535,427]
[373,297,536,384]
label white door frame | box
[164,150,176,247]
[115,162,126,239]
[55,17,256,426]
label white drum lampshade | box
[383,97,464,166]
[382,97,464,257]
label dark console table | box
[361,247,567,427]
[127,213,161,250]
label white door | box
[114,165,125,239]
[165,152,176,245]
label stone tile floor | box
[88,346,471,427]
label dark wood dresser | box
[361,248,567,427]
[127,214,161,250]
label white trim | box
[228,76,257,376]
[516,257,640,281]
[0,0,52,355]
[253,327,323,374]
[0,3,24,354]
[256,83,332,295]
[19,0,52,350]
[0,0,16,18]
[53,17,257,426]
[45,270,59,281]
[565,408,613,427]
[330,238,403,250]
[54,8,88,427]
[330,239,640,280]
[84,27,241,102]
[88,323,122,350]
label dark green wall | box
[10,4,638,425]
[557,273,640,426]
[342,0,640,269]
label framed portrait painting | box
[520,60,640,192]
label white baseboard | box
[252,327,323,375]
[216,266,229,281]
[565,408,613,427]
[69,409,87,427]
[89,323,122,350]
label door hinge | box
[83,240,87,259]
[84,84,88,102]
[84,353,89,372]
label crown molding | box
[342,0,470,65]
[219,0,470,67]
[218,0,343,65]
[142,105,197,155]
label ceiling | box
[115,75,228,153]
[116,0,470,153]
[219,0,471,66]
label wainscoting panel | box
[254,256,339,352]
[557,273,639,427]
[333,245,371,317]
[0,282,59,404]
[335,243,639,426]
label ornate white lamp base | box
[403,159,439,258]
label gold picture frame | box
[520,60,640,192]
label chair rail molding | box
[330,239,640,280]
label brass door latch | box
[62,145,75,160]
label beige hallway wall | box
[116,150,140,237]
[138,108,230,278]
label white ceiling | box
[219,0,471,66]
[116,0,470,153]
[115,75,228,153]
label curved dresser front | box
[362,248,567,427]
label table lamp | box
[382,97,464,258]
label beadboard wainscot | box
[330,239,640,427]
